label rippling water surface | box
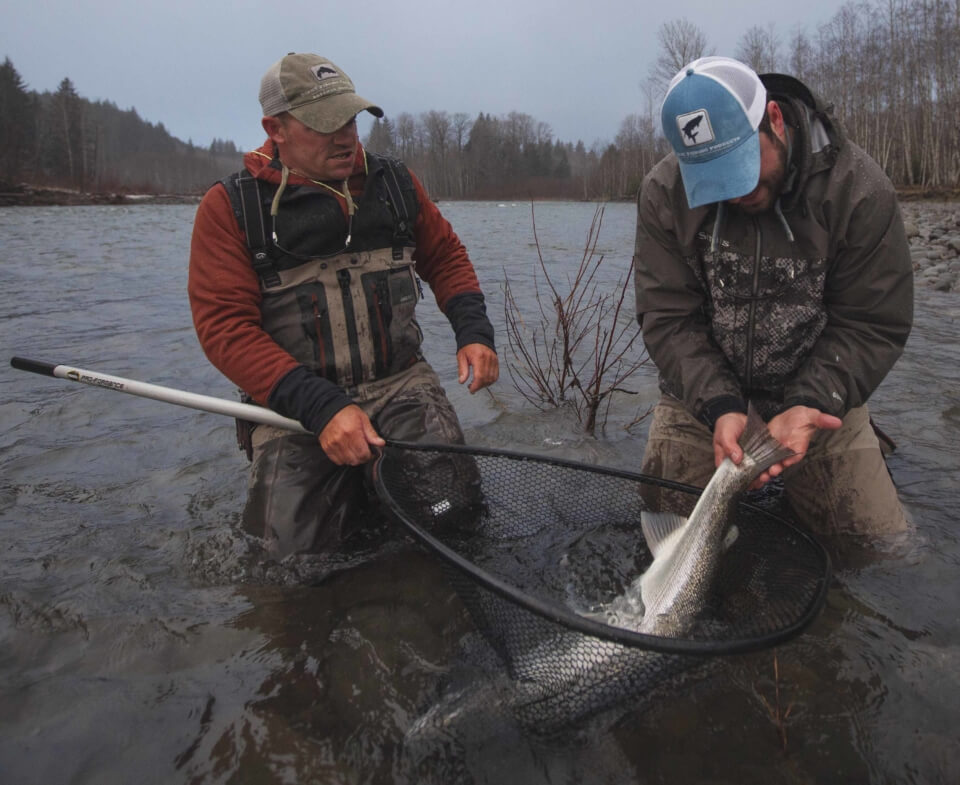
[1,202,957,784]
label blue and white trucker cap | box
[661,57,767,208]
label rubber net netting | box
[373,441,830,728]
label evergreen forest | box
[1,1,958,202]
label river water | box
[1,201,957,784]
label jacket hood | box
[759,73,845,213]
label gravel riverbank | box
[900,200,960,293]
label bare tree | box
[393,112,419,162]
[735,23,782,73]
[615,113,659,197]
[787,26,816,84]
[422,110,453,194]
[52,77,86,189]
[648,18,713,99]
[451,111,472,197]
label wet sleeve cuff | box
[782,395,836,415]
[698,395,747,429]
[267,365,353,435]
[443,292,496,351]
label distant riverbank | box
[2,183,956,293]
[0,183,202,207]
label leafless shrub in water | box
[503,203,651,436]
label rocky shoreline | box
[900,200,960,293]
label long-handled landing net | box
[373,440,829,655]
[373,440,830,730]
[11,357,830,657]
[11,357,831,728]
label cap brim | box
[677,132,761,208]
[290,92,384,134]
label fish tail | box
[739,403,794,473]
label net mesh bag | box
[373,440,830,729]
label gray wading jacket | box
[633,73,914,426]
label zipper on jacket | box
[337,268,364,385]
[744,219,762,391]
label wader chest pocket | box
[363,267,420,377]
[295,285,335,378]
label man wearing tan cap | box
[189,53,499,558]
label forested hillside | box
[1,1,958,201]
[0,60,238,196]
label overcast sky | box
[6,0,846,152]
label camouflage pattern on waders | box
[640,395,908,537]
[634,79,914,544]
[243,360,467,557]
[223,155,480,558]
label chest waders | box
[222,153,425,390]
[221,155,468,556]
[223,154,423,459]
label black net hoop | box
[372,440,830,656]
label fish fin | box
[739,402,795,473]
[640,510,689,559]
[639,511,690,615]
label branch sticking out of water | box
[502,203,651,436]
[757,653,795,753]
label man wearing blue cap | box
[633,56,913,538]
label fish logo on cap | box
[677,110,714,147]
[311,64,340,81]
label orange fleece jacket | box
[188,140,485,405]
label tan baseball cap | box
[259,53,383,133]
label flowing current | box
[1,202,957,784]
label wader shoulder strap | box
[219,171,282,288]
[372,154,418,260]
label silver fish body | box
[636,403,795,637]
[504,404,793,729]
[409,406,794,738]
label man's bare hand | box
[766,405,843,472]
[457,343,499,393]
[713,405,843,489]
[318,404,385,465]
[713,411,748,467]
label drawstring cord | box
[270,158,360,248]
[773,199,795,243]
[270,163,290,233]
[342,184,355,247]
[711,198,795,251]
[710,201,725,254]
[711,124,798,252]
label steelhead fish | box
[634,402,795,637]
[503,403,795,730]
[407,406,795,739]
[580,402,794,635]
